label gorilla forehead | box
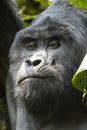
[17,23,69,41]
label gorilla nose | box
[25,59,42,67]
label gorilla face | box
[9,2,87,117]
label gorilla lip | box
[18,75,52,84]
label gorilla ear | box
[53,0,69,4]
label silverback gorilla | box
[6,0,87,130]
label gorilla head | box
[8,0,87,130]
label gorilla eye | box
[28,42,38,50]
[23,42,38,50]
[22,38,38,50]
[49,40,61,49]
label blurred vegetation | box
[16,0,87,26]
[16,0,52,26]
[70,0,87,9]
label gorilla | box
[6,0,87,130]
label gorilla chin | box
[16,73,64,117]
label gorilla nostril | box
[33,59,42,66]
[51,59,55,65]
[25,60,31,66]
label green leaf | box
[72,54,87,105]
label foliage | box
[16,0,52,26]
[72,54,87,106]
[70,0,87,9]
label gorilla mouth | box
[18,75,52,84]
